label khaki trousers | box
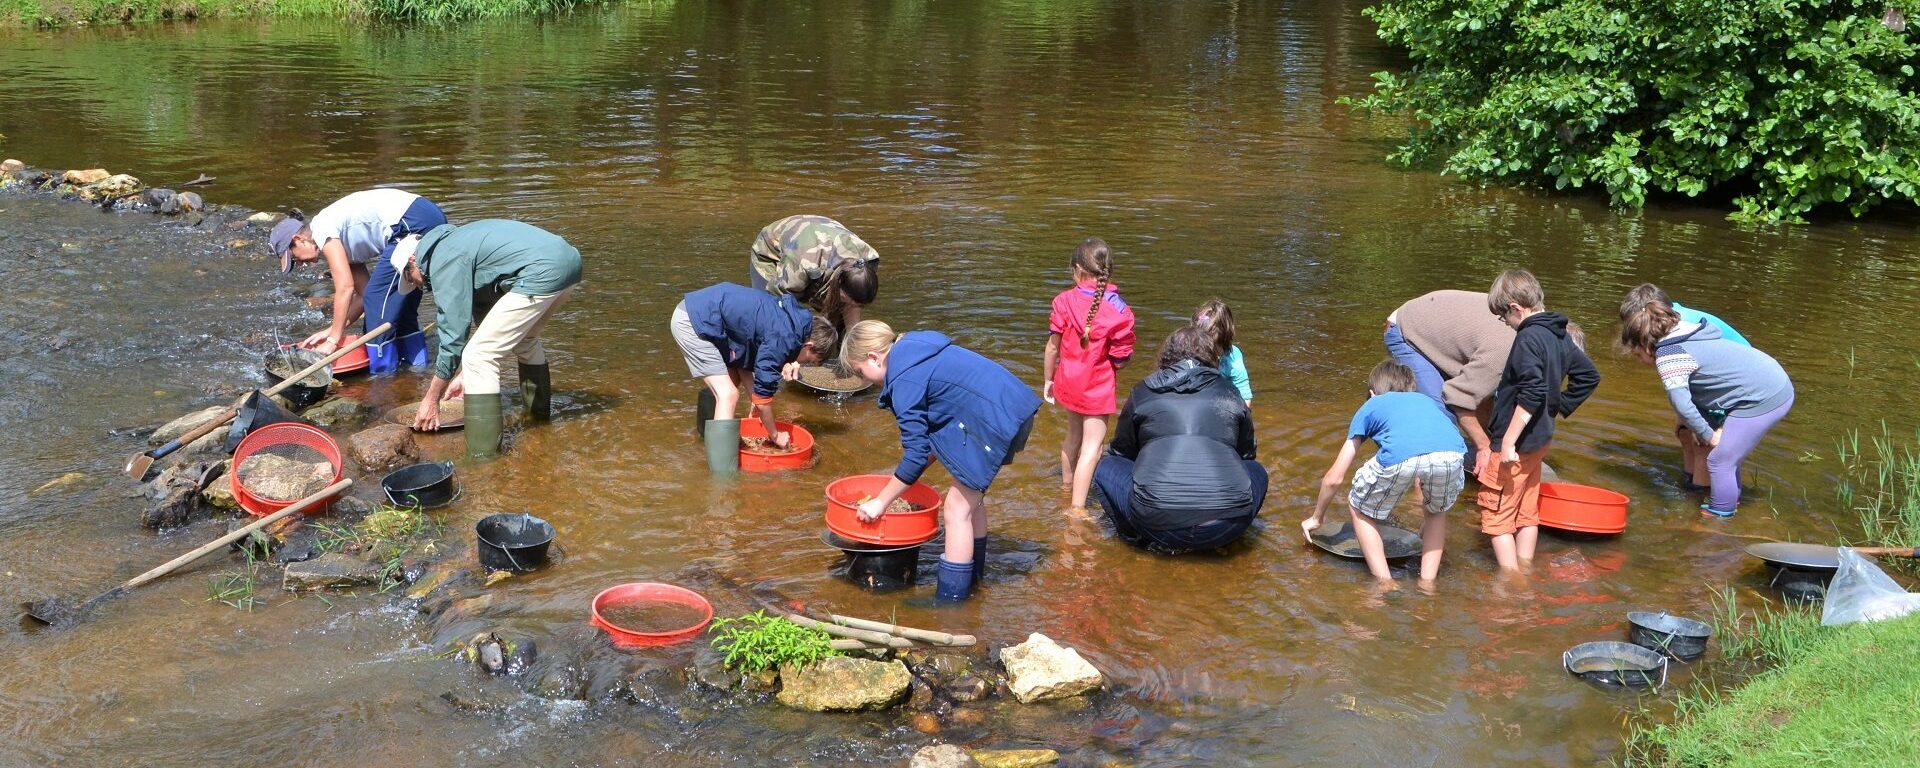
[462,287,575,395]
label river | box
[3,1,1919,765]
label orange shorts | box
[1476,444,1550,536]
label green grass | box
[1622,610,1920,767]
[1,0,603,26]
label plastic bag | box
[1821,547,1920,626]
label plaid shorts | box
[1349,451,1466,521]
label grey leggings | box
[1706,389,1793,513]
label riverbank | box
[0,0,603,27]
[1626,609,1920,766]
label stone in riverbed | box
[999,633,1103,704]
[911,744,977,768]
[968,749,1060,768]
[247,211,278,224]
[303,396,369,429]
[177,191,204,213]
[150,406,228,446]
[945,674,990,703]
[283,552,383,590]
[62,168,110,185]
[142,460,215,530]
[775,656,911,712]
[202,460,241,511]
[81,174,140,202]
[347,424,418,471]
[0,159,23,173]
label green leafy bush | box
[708,610,839,673]
[1349,0,1920,221]
[361,0,600,23]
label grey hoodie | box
[1655,322,1793,441]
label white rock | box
[911,744,979,768]
[999,633,1103,704]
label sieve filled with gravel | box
[795,364,871,394]
[234,444,334,502]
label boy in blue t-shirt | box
[1303,360,1469,585]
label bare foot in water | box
[1065,505,1093,522]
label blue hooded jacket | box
[683,283,813,399]
[879,331,1042,492]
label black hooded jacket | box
[1486,312,1601,454]
[1107,360,1258,530]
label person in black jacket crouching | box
[1091,324,1266,553]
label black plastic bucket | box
[1771,568,1830,604]
[477,513,555,572]
[261,352,331,410]
[382,462,456,509]
[822,530,921,592]
[1626,611,1713,660]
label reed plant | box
[1837,423,1920,575]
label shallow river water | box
[3,2,1920,766]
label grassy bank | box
[1,0,605,27]
[1624,609,1920,767]
[1626,425,1920,766]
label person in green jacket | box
[396,219,583,459]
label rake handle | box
[145,323,392,464]
[118,479,352,592]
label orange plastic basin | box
[1538,482,1629,534]
[591,583,713,649]
[738,419,816,472]
[331,334,370,376]
[824,474,942,546]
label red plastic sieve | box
[824,474,941,546]
[230,422,345,517]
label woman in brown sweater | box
[1383,290,1516,477]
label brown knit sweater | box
[1393,290,1515,410]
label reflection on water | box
[3,1,1920,765]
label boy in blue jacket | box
[672,283,837,472]
[841,320,1041,602]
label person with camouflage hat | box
[270,188,447,375]
[748,214,880,332]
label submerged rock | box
[999,634,1103,704]
[945,674,990,703]
[969,749,1059,768]
[775,656,911,712]
[283,552,383,590]
[303,396,369,429]
[62,168,110,185]
[911,744,978,768]
[347,424,418,470]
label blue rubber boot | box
[365,337,399,376]
[933,557,974,602]
[395,331,430,369]
[970,537,987,587]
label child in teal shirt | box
[1195,300,1253,405]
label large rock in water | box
[911,744,980,768]
[775,656,911,712]
[142,460,215,529]
[62,168,110,185]
[347,424,418,470]
[999,633,1103,704]
[303,396,369,429]
[81,174,140,202]
[284,553,384,590]
[150,406,229,446]
[0,159,24,173]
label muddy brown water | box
[3,2,1920,765]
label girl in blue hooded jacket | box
[842,320,1042,602]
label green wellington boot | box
[694,388,717,437]
[465,392,504,460]
[519,363,552,421]
[703,418,741,474]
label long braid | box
[1073,237,1113,349]
[1080,273,1107,348]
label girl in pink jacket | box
[1043,237,1137,518]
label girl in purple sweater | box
[1619,304,1793,517]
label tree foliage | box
[1350,0,1920,221]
